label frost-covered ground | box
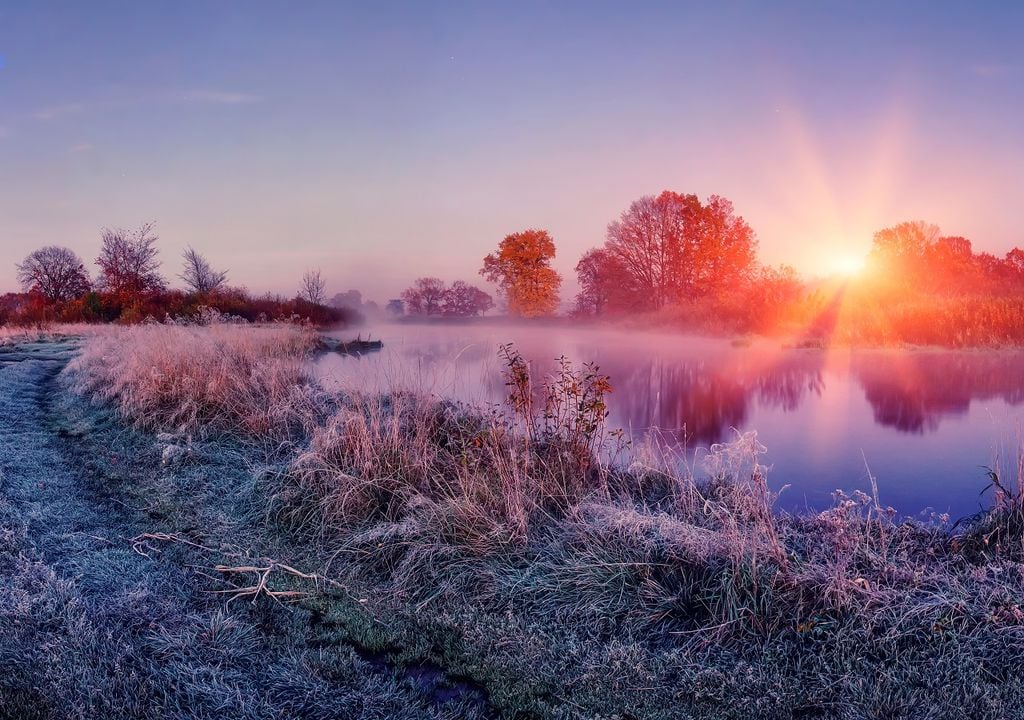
[0,340,490,720]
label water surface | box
[317,323,1024,518]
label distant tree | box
[16,246,91,304]
[95,223,165,301]
[975,251,1004,284]
[442,281,494,317]
[329,289,363,311]
[605,192,699,310]
[179,247,228,295]
[480,229,562,317]
[745,264,804,327]
[1005,248,1024,276]
[867,221,940,280]
[573,247,636,316]
[922,236,975,292]
[300,269,327,305]
[932,235,973,261]
[865,222,998,294]
[401,277,447,316]
[386,299,405,317]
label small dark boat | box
[336,338,383,355]
[317,335,384,355]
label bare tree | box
[96,223,165,301]
[180,247,228,294]
[442,280,494,317]
[16,246,91,303]
[300,269,327,305]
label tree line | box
[5,224,353,326]
[818,220,1024,345]
[397,191,789,326]
[864,220,1024,296]
[396,190,1024,345]
[12,192,1024,342]
[398,278,494,318]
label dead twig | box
[214,561,362,606]
[129,531,226,557]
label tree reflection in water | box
[598,351,825,447]
[852,352,1024,434]
[319,327,1024,447]
[317,327,1024,516]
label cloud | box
[31,89,261,124]
[0,126,9,139]
[177,90,263,105]
[33,102,87,121]
[971,63,1019,78]
[68,142,93,153]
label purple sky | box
[1,1,1023,303]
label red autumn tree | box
[480,229,562,317]
[573,247,639,316]
[603,191,758,311]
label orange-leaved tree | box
[480,229,562,317]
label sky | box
[1,1,1023,303]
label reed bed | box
[66,321,320,439]
[831,294,1024,347]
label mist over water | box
[317,322,1024,518]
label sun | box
[829,254,866,277]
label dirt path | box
[0,344,491,720]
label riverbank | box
[0,334,491,719]
[5,324,1024,718]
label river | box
[317,322,1024,518]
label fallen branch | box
[127,531,370,610]
[129,532,225,557]
[214,561,358,605]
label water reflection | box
[319,327,1024,443]
[593,352,825,447]
[852,353,1024,433]
[608,351,1024,442]
[318,324,1024,515]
